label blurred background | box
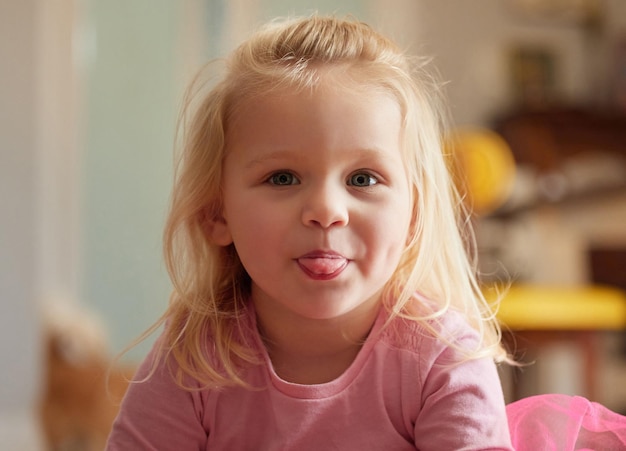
[2,0,626,449]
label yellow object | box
[486,284,626,330]
[451,129,517,215]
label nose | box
[301,183,349,229]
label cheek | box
[225,201,287,247]
[364,204,411,259]
[383,198,414,260]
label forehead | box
[228,64,402,120]
[224,78,403,159]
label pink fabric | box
[107,303,513,450]
[506,393,626,450]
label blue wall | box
[81,0,178,359]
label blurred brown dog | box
[39,304,135,451]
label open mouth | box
[296,253,348,280]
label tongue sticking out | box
[298,257,347,276]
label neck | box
[253,297,381,384]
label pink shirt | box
[107,304,513,450]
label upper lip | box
[297,249,346,259]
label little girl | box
[107,15,514,450]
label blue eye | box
[268,172,298,185]
[348,172,378,187]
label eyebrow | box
[243,149,297,169]
[242,146,392,169]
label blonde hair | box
[150,15,508,388]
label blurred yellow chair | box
[486,284,626,400]
[495,284,626,331]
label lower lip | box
[297,259,348,281]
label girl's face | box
[212,80,412,325]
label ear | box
[204,214,233,246]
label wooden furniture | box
[494,108,626,174]
[481,108,626,402]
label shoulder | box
[107,336,211,450]
[377,296,479,360]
